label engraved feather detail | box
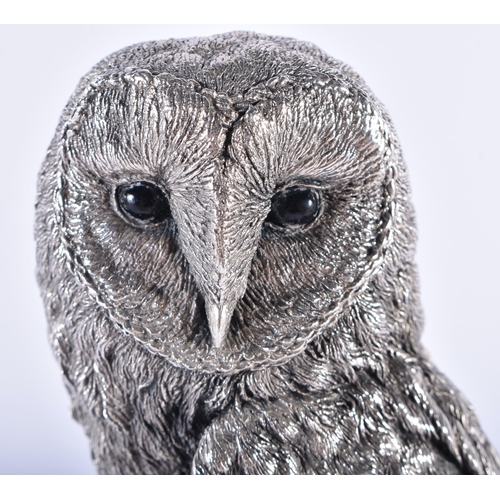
[36,32,500,474]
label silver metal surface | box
[35,32,500,474]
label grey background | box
[0,25,498,474]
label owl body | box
[36,32,500,474]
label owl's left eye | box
[265,186,321,229]
[115,182,171,225]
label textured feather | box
[36,32,500,474]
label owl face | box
[58,64,396,373]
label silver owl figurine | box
[35,32,500,474]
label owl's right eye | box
[115,182,171,224]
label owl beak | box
[205,301,233,348]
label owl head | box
[40,32,416,374]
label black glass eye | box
[115,182,170,224]
[265,186,321,229]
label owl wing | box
[192,356,500,475]
[191,394,462,475]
